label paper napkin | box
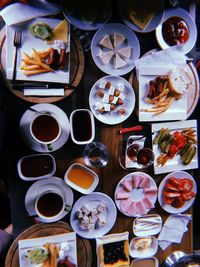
[23,88,64,96]
[158,214,192,251]
[0,0,61,25]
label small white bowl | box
[129,236,158,258]
[64,163,99,194]
[17,154,56,181]
[133,214,162,237]
[70,109,95,145]
[131,257,159,267]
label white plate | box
[18,232,77,267]
[25,176,74,223]
[119,0,164,33]
[152,120,198,175]
[156,8,197,54]
[158,171,197,214]
[70,192,117,239]
[129,236,158,258]
[19,103,70,152]
[6,17,70,83]
[114,172,157,217]
[138,65,187,122]
[89,75,135,125]
[91,23,140,76]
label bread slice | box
[99,35,113,50]
[168,65,192,96]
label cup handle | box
[64,205,72,212]
[47,143,53,151]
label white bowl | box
[129,236,158,258]
[133,214,162,237]
[155,8,197,54]
[17,154,56,181]
[131,257,159,267]
[70,109,95,145]
[64,163,99,194]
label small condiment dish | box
[70,109,95,145]
[17,154,56,181]
[131,257,159,267]
[133,214,162,237]
[64,163,99,194]
[129,236,158,258]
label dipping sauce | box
[20,155,54,177]
[72,110,92,142]
[137,148,154,168]
[132,258,157,267]
[67,164,94,189]
[127,144,140,161]
[162,16,189,46]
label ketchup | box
[162,16,189,46]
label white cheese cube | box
[111,96,119,104]
[97,202,107,213]
[81,205,90,215]
[99,80,107,89]
[103,104,111,112]
[76,210,84,219]
[102,93,110,103]
[94,102,104,110]
[108,86,115,95]
[96,216,107,228]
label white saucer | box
[25,176,74,223]
[19,103,70,152]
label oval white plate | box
[70,192,117,239]
[129,236,158,258]
[91,23,140,76]
[114,172,157,217]
[156,8,197,54]
[89,75,135,125]
[158,171,197,214]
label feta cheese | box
[97,202,107,213]
[103,104,111,112]
[99,80,107,89]
[111,96,119,104]
[76,210,84,219]
[96,216,107,228]
[108,86,115,95]
[102,93,110,103]
[81,205,90,216]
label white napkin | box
[0,0,61,25]
[23,88,64,96]
[158,214,192,251]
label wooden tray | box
[0,26,84,103]
[5,221,92,267]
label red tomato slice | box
[181,191,196,201]
[163,196,174,205]
[171,196,184,208]
[164,182,179,192]
[177,178,193,192]
[167,177,180,188]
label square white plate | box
[18,232,77,267]
[6,17,70,83]
[152,120,198,174]
[138,66,187,122]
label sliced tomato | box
[163,191,181,198]
[177,178,193,192]
[169,144,179,158]
[164,182,179,192]
[181,191,196,201]
[171,196,184,208]
[167,177,180,188]
[163,195,174,205]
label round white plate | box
[70,192,117,239]
[158,171,197,214]
[19,103,70,152]
[115,172,157,217]
[25,176,74,223]
[89,75,135,125]
[156,8,197,54]
[118,0,164,33]
[91,23,140,76]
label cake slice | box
[117,46,131,59]
[99,35,113,49]
[115,54,127,69]
[113,33,125,48]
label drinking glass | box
[83,141,109,168]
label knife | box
[11,82,76,90]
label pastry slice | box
[117,46,131,59]
[98,49,114,65]
[99,35,113,49]
[113,33,125,48]
[115,54,127,69]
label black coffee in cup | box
[31,114,60,143]
[36,192,63,217]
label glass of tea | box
[82,141,109,168]
[136,147,155,168]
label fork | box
[12,29,22,82]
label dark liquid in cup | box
[31,115,59,142]
[137,148,154,167]
[37,192,63,217]
[72,111,92,141]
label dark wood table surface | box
[0,1,199,266]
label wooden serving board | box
[0,26,84,103]
[5,221,92,267]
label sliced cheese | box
[47,19,68,43]
[99,35,113,49]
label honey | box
[67,165,94,189]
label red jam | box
[162,16,189,46]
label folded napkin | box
[0,0,61,25]
[23,88,64,96]
[158,214,192,251]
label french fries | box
[20,48,53,76]
[43,243,59,267]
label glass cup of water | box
[82,141,109,168]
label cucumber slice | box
[30,23,52,40]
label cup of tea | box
[82,141,109,168]
[136,147,155,168]
[35,190,69,221]
[30,113,61,150]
